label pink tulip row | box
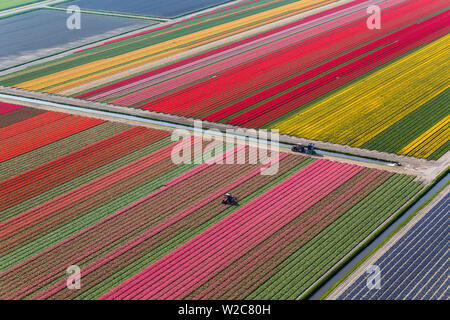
[0,102,23,116]
[101,159,363,299]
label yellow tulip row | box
[16,0,332,93]
[399,115,449,158]
[275,35,450,151]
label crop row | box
[100,160,412,300]
[0,145,280,299]
[398,115,450,159]
[226,11,448,128]
[11,0,330,93]
[274,30,449,159]
[138,0,419,116]
[0,102,24,116]
[47,0,449,160]
[0,126,169,212]
[0,106,46,131]
[0,121,129,182]
[249,174,423,299]
[338,192,449,300]
[1,157,240,298]
[108,0,381,108]
[99,160,358,299]
[0,140,181,256]
[0,112,105,163]
[2,1,446,161]
[0,0,286,86]
[0,147,199,273]
[189,168,388,299]
[361,89,449,155]
[32,155,306,300]
[275,34,448,144]
[79,0,369,103]
[75,157,314,300]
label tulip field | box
[0,0,447,304]
[0,0,447,160]
[1,0,335,91]
[335,191,449,300]
[0,104,425,300]
[0,9,154,69]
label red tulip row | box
[0,106,46,130]
[76,0,365,101]
[193,169,392,299]
[0,126,169,212]
[135,0,443,120]
[0,113,105,163]
[205,10,448,124]
[0,139,180,256]
[226,10,450,128]
[33,154,304,300]
[107,0,375,106]
[0,112,69,141]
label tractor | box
[222,192,238,206]
[291,143,317,155]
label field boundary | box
[46,6,170,21]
